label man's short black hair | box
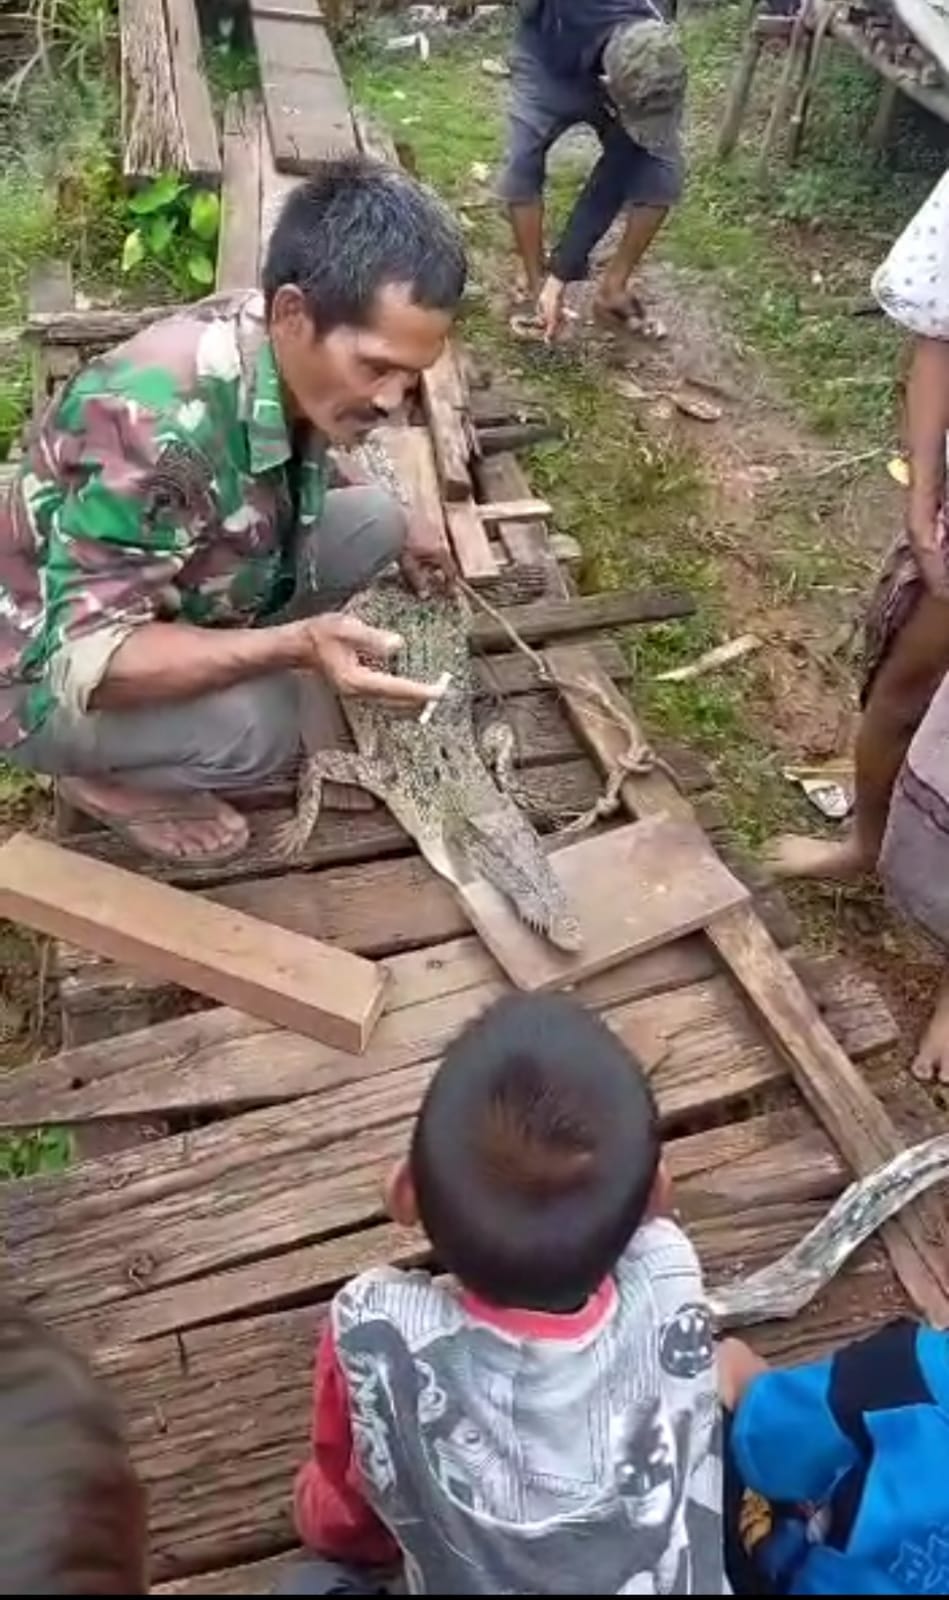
[411,993,661,1311]
[262,154,466,329]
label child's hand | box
[717,1337,768,1411]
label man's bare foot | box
[593,290,667,340]
[762,832,873,882]
[58,777,249,864]
[912,975,949,1083]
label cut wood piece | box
[253,12,355,171]
[156,1552,301,1596]
[8,933,893,1127]
[476,452,562,581]
[2,965,893,1328]
[352,105,399,165]
[216,95,263,290]
[476,421,562,455]
[24,305,182,346]
[420,343,471,500]
[371,423,449,562]
[549,644,949,1326]
[445,500,500,582]
[252,0,323,18]
[0,834,386,1054]
[165,0,221,179]
[478,498,552,523]
[120,0,186,178]
[459,817,749,991]
[707,909,949,1327]
[471,589,695,651]
[69,1109,847,1351]
[259,105,299,249]
[93,1227,901,1579]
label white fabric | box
[873,169,949,338]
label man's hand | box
[292,614,446,707]
[400,520,456,597]
[538,273,567,342]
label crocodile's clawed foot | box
[268,813,314,864]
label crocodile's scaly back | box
[343,583,583,952]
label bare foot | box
[762,832,873,883]
[593,290,666,340]
[58,777,249,864]
[912,975,949,1083]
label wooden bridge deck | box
[2,14,948,1594]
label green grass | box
[344,8,943,857]
[0,1127,72,1180]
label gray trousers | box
[11,486,406,792]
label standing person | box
[766,169,949,1084]
[497,0,687,342]
[0,1302,147,1593]
[286,993,725,1595]
[0,156,466,867]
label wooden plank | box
[11,936,895,1129]
[164,0,221,180]
[2,964,896,1344]
[459,817,749,991]
[68,1109,848,1352]
[477,453,564,582]
[471,590,695,651]
[549,644,949,1327]
[216,95,263,291]
[253,13,355,172]
[96,1220,901,1580]
[156,1552,301,1596]
[478,498,553,524]
[445,500,500,583]
[0,834,386,1054]
[372,423,450,563]
[259,107,299,252]
[120,0,187,178]
[252,0,323,18]
[24,304,183,345]
[420,343,471,501]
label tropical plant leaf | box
[127,172,185,215]
[186,249,215,286]
[121,227,146,273]
[189,189,220,243]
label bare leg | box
[57,777,249,863]
[767,592,949,880]
[594,204,669,319]
[912,971,949,1083]
[507,200,545,299]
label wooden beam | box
[0,834,387,1054]
[216,95,263,290]
[460,817,749,991]
[477,498,552,523]
[470,588,695,651]
[548,642,949,1325]
[371,423,450,565]
[120,0,187,178]
[420,343,471,500]
[476,452,566,586]
[445,500,500,583]
[253,13,355,172]
[24,306,183,345]
[164,0,221,180]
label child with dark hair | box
[0,1302,147,1594]
[288,993,725,1595]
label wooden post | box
[868,79,900,151]
[757,0,815,179]
[717,26,766,159]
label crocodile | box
[272,581,584,952]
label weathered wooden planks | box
[0,835,387,1053]
[445,501,500,583]
[460,817,749,990]
[420,343,472,501]
[252,10,355,173]
[90,1212,902,1582]
[477,453,565,582]
[471,589,695,651]
[217,95,263,291]
[164,0,221,180]
[120,0,187,179]
[372,423,451,564]
[550,642,949,1325]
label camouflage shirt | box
[0,290,327,749]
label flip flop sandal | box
[57,786,250,867]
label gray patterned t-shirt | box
[332,1217,727,1594]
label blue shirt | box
[731,1320,949,1594]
